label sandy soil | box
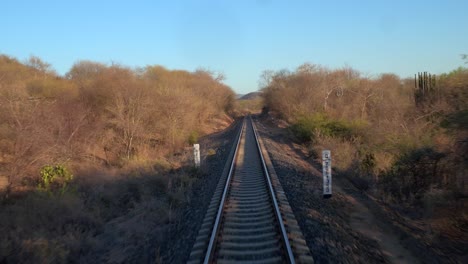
[345,187,420,263]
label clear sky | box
[2,0,467,94]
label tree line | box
[0,55,235,194]
[261,63,467,205]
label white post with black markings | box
[322,150,332,198]
[194,144,201,168]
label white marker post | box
[322,150,332,198]
[193,144,200,168]
[193,144,201,168]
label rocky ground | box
[255,114,468,264]
[254,115,425,264]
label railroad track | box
[188,117,313,264]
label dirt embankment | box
[254,115,434,264]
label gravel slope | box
[254,114,467,264]
[254,116,388,264]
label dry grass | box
[311,136,356,171]
[0,160,200,263]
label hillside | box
[239,91,262,100]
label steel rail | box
[203,118,245,264]
[251,116,296,264]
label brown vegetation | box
[261,63,467,257]
[235,92,263,116]
[0,54,235,262]
[0,55,234,192]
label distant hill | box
[239,91,262,100]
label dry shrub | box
[311,136,357,172]
[0,161,199,263]
[0,55,235,192]
[262,63,467,204]
[0,54,235,262]
[373,151,394,174]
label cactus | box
[414,71,438,105]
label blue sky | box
[2,0,467,94]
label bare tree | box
[26,55,56,78]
